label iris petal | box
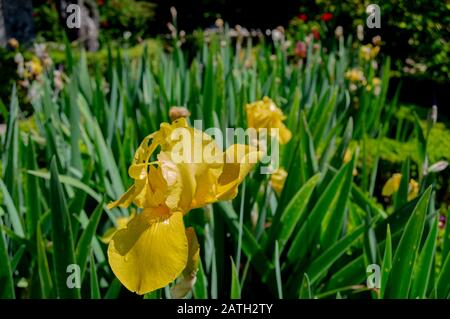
[217,144,261,201]
[108,208,188,295]
[183,227,200,277]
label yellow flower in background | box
[270,168,287,196]
[382,173,420,201]
[408,178,419,201]
[246,97,292,145]
[8,38,19,49]
[26,57,43,78]
[382,173,402,196]
[372,77,381,87]
[360,44,380,61]
[343,149,352,164]
[345,68,366,85]
[343,149,358,176]
[107,118,260,295]
[366,77,382,95]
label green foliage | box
[98,0,156,43]
[0,24,448,299]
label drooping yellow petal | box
[107,167,168,210]
[216,144,261,201]
[382,173,402,197]
[270,168,288,196]
[183,227,200,277]
[107,184,139,209]
[408,179,419,201]
[278,125,292,145]
[108,208,188,295]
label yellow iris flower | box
[25,57,43,78]
[345,68,366,84]
[382,173,402,196]
[408,178,419,201]
[270,168,288,196]
[360,44,380,61]
[245,97,292,145]
[107,118,260,295]
[382,173,419,201]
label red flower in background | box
[297,14,308,22]
[294,41,307,58]
[321,12,333,22]
[311,27,320,40]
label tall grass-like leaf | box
[0,98,8,120]
[218,202,274,283]
[298,273,312,299]
[0,179,24,237]
[202,51,215,128]
[267,173,320,254]
[443,207,450,258]
[384,187,432,298]
[436,251,450,298]
[69,77,83,171]
[410,217,438,298]
[90,252,101,299]
[77,51,93,104]
[380,225,392,298]
[287,160,353,264]
[25,140,41,238]
[37,220,54,298]
[104,278,121,299]
[413,113,427,170]
[351,185,387,219]
[320,155,355,249]
[312,88,338,146]
[193,260,208,299]
[27,170,102,203]
[394,157,410,209]
[230,258,241,299]
[327,196,423,291]
[77,94,125,198]
[235,181,246,276]
[75,200,104,282]
[306,223,367,284]
[274,241,283,299]
[10,245,25,272]
[0,226,14,298]
[49,158,80,298]
[3,86,19,203]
